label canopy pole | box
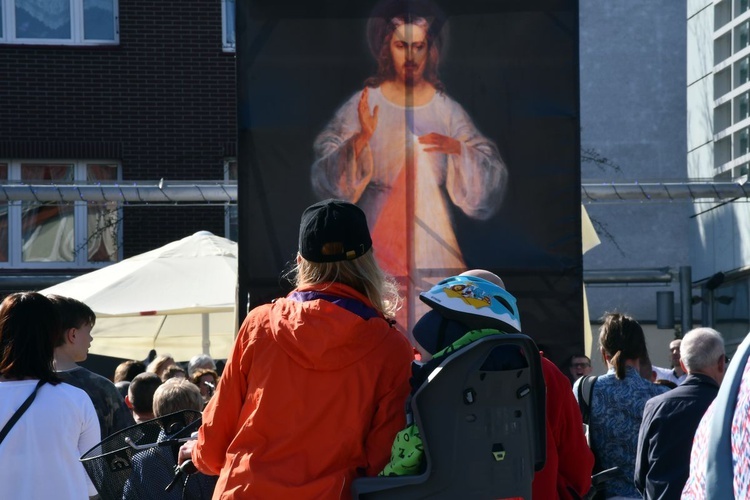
[153,315,168,349]
[202,313,211,356]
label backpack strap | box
[0,380,44,445]
[577,375,598,425]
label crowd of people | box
[0,291,225,499]
[1,196,748,499]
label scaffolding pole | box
[0,180,748,203]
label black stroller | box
[80,410,217,500]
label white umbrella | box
[41,231,238,361]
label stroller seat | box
[353,333,546,499]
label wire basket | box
[80,410,217,500]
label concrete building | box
[581,0,750,372]
[580,1,692,369]
[686,0,750,352]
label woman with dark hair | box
[573,312,668,500]
[312,3,507,329]
[0,292,100,499]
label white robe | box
[312,87,507,323]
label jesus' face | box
[389,23,428,85]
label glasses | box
[572,363,591,369]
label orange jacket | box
[191,283,413,499]
[532,356,595,499]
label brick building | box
[1,0,237,292]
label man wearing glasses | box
[567,354,593,383]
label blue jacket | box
[635,373,719,500]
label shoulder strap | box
[577,375,598,425]
[0,380,45,445]
[705,333,750,499]
[288,291,382,320]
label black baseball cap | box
[299,199,373,263]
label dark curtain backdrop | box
[236,0,582,368]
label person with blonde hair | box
[146,354,176,379]
[152,378,203,418]
[123,378,215,500]
[179,199,413,498]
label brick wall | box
[0,0,237,260]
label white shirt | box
[653,365,687,385]
[0,379,101,498]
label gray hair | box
[680,328,725,373]
[187,354,216,378]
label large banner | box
[237,0,582,368]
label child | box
[123,378,217,500]
[382,270,594,500]
[381,273,524,476]
[0,292,100,499]
[48,294,135,437]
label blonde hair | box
[146,354,175,378]
[152,378,203,417]
[290,249,401,318]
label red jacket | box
[191,283,413,499]
[533,356,594,499]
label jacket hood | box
[267,283,398,371]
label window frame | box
[222,0,235,52]
[0,159,123,269]
[224,158,237,241]
[0,0,119,46]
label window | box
[739,57,750,86]
[739,127,750,157]
[0,0,118,45]
[0,160,121,268]
[740,21,750,51]
[740,92,750,122]
[224,159,237,241]
[223,0,235,51]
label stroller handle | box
[123,435,194,451]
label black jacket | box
[634,373,719,500]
